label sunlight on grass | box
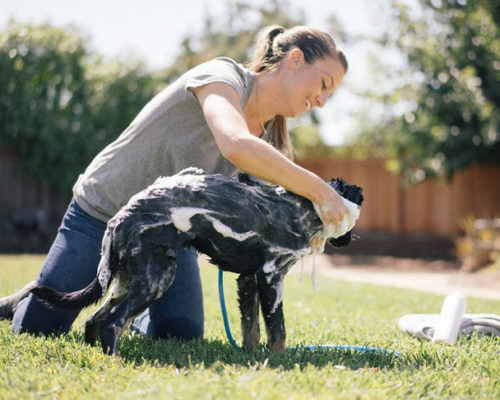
[0,254,499,399]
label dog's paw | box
[267,340,286,353]
[242,328,260,351]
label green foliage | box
[455,217,500,271]
[0,21,91,192]
[352,0,500,183]
[0,21,161,195]
[1,255,499,399]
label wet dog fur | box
[30,168,363,355]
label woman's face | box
[281,49,345,118]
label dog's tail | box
[30,277,103,310]
[30,228,116,310]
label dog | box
[30,167,363,355]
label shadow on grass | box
[31,329,499,373]
[116,334,403,371]
[2,326,402,370]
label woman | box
[4,25,348,340]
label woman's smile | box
[305,98,312,111]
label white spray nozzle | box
[432,290,467,344]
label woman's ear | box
[287,47,304,70]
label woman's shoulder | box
[182,57,255,101]
[193,57,251,78]
[204,56,242,67]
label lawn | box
[0,254,498,399]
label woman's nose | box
[316,92,329,108]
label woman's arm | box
[191,82,347,228]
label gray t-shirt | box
[73,57,256,222]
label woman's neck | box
[244,72,280,136]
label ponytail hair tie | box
[266,27,285,58]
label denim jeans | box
[12,198,204,340]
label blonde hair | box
[247,26,348,159]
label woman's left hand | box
[312,183,348,230]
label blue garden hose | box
[218,269,241,350]
[218,269,401,357]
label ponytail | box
[248,26,285,73]
[248,26,292,159]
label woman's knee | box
[13,199,106,335]
[12,295,78,336]
[148,247,204,340]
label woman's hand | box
[309,184,348,253]
[312,182,348,230]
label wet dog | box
[31,168,363,355]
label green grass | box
[0,254,499,399]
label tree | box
[0,21,92,192]
[351,0,500,182]
[0,21,160,195]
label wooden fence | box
[0,154,68,252]
[297,158,500,235]
[1,153,500,252]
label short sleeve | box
[184,57,250,108]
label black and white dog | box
[31,168,363,355]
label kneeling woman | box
[6,25,349,341]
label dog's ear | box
[238,172,260,186]
[328,178,364,206]
[238,172,251,183]
[328,231,352,248]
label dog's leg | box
[84,273,128,346]
[255,271,286,353]
[100,257,177,355]
[237,274,260,351]
[99,292,157,356]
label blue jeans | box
[12,198,204,340]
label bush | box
[456,216,500,271]
[0,20,162,196]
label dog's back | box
[107,168,319,275]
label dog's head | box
[327,178,363,248]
